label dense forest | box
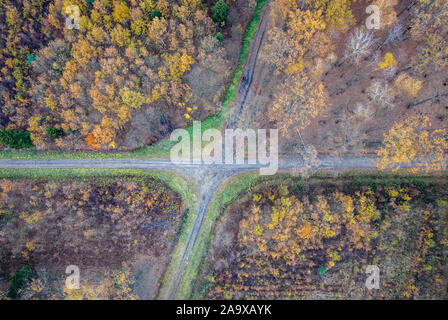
[0,0,238,150]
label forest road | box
[226,0,272,129]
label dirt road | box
[226,0,272,129]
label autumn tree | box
[263,2,334,73]
[410,0,448,72]
[268,72,327,138]
[394,73,423,98]
[113,0,131,23]
[306,0,355,30]
[377,116,448,173]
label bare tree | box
[366,80,395,110]
[364,24,404,62]
[354,103,374,119]
[384,23,404,46]
[338,28,377,66]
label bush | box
[215,32,224,42]
[212,0,228,25]
[0,129,33,149]
[151,9,162,20]
[46,127,64,139]
[8,266,36,299]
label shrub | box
[0,129,33,149]
[215,32,224,42]
[8,266,36,299]
[151,9,162,20]
[45,127,64,139]
[212,0,228,25]
[25,53,36,66]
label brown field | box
[0,176,184,299]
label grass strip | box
[175,171,262,299]
[0,168,194,204]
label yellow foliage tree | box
[306,0,355,30]
[268,72,328,137]
[159,52,195,83]
[377,116,448,173]
[378,52,397,70]
[112,1,131,23]
[288,9,326,47]
[146,16,167,46]
[110,24,131,47]
[395,73,423,97]
[119,87,146,109]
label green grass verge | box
[0,0,268,160]
[157,202,198,299]
[153,171,200,300]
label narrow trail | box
[226,0,271,129]
[166,169,230,299]
[168,0,273,299]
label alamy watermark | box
[365,265,380,289]
[170,121,278,175]
[65,265,80,290]
[65,5,80,30]
[366,4,380,30]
